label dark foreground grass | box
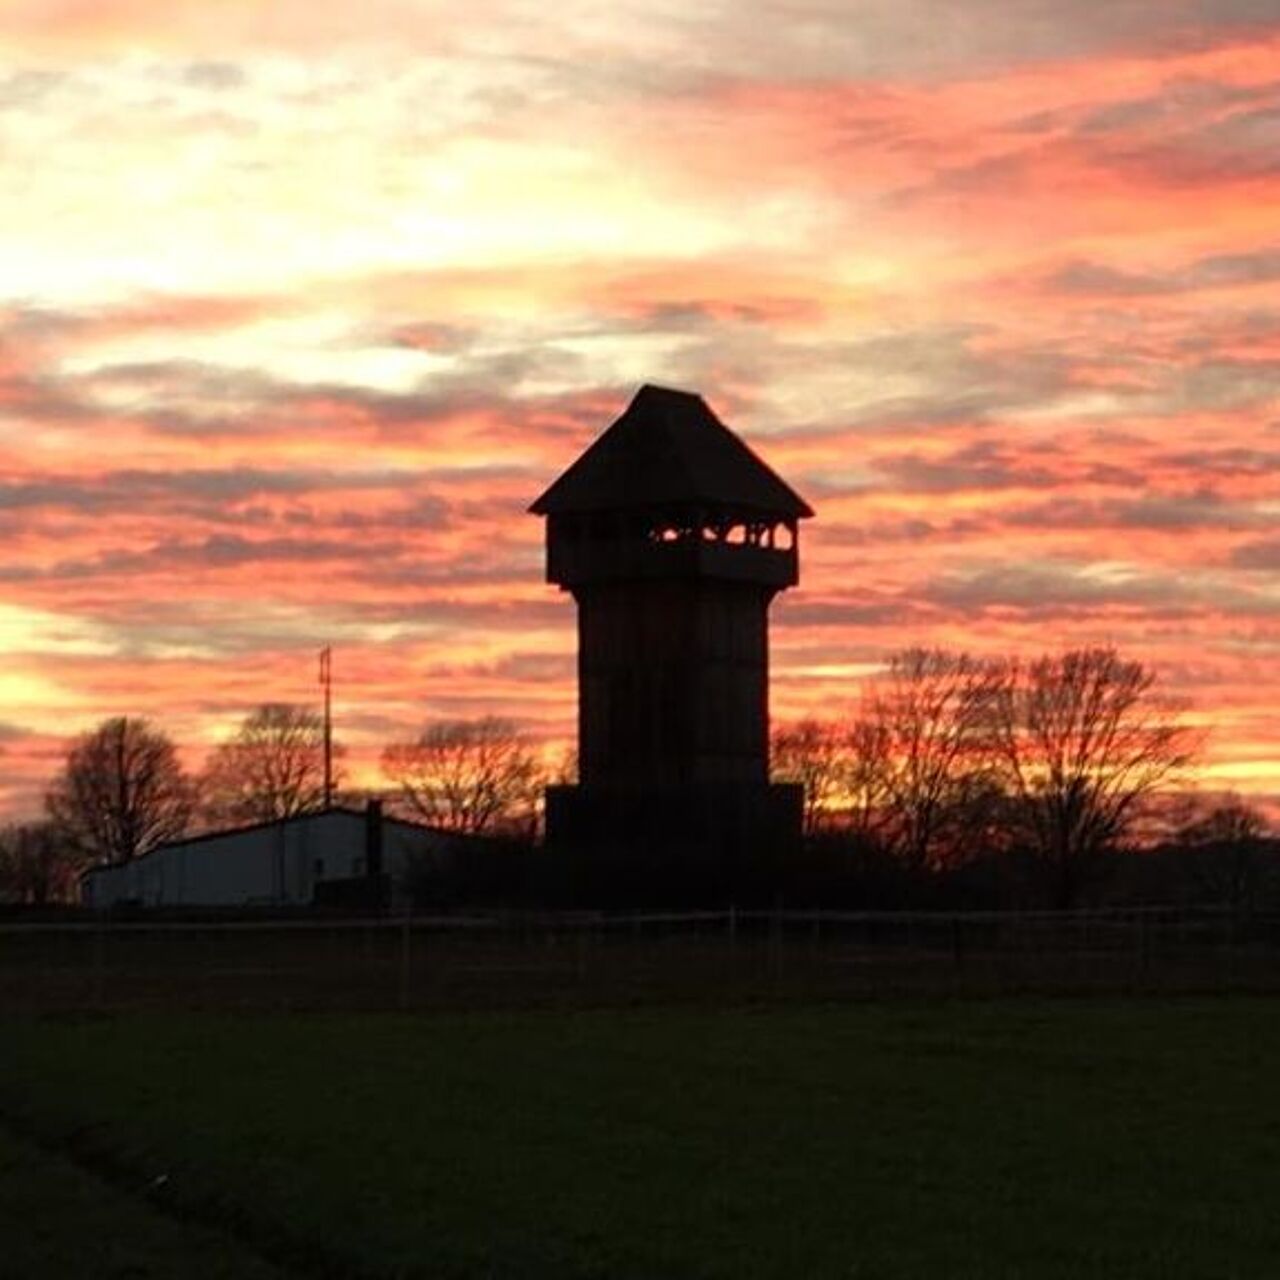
[0,1123,284,1278]
[1,999,1278,1279]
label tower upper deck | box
[531,385,812,590]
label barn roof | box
[529,384,813,519]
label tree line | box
[1,645,1274,908]
[0,707,546,905]
[772,647,1274,908]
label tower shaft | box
[576,580,770,789]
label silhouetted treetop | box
[201,702,340,825]
[45,716,194,865]
[382,717,543,837]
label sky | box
[1,0,1278,819]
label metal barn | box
[80,804,452,909]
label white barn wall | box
[81,808,454,909]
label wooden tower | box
[531,384,812,901]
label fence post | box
[1132,912,1146,984]
[91,909,106,1011]
[951,915,964,973]
[724,905,737,995]
[1225,905,1239,987]
[398,909,412,1010]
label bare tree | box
[771,719,847,834]
[990,647,1196,907]
[0,821,80,905]
[1174,793,1273,909]
[838,718,897,844]
[382,717,544,836]
[45,717,194,866]
[866,649,1003,869]
[201,703,340,826]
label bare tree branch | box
[865,649,1003,869]
[45,717,194,865]
[382,717,544,837]
[1172,792,1273,909]
[0,821,81,904]
[771,719,848,834]
[989,647,1197,906]
[201,703,340,826]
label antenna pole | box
[319,646,333,808]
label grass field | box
[0,1125,285,1279]
[2,998,1279,1278]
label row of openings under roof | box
[553,509,797,551]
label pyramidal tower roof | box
[530,384,813,519]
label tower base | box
[544,781,802,906]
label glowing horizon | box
[1,2,1277,821]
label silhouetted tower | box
[531,384,813,901]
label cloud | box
[923,561,1280,619]
[8,0,1276,73]
[776,598,917,629]
[814,517,976,545]
[179,61,247,90]
[1070,76,1279,136]
[0,69,65,109]
[0,467,436,515]
[1164,446,1280,478]
[1232,538,1280,570]
[872,440,1062,493]
[1048,245,1280,297]
[1003,491,1269,533]
[1047,261,1177,297]
[0,535,375,583]
[422,651,576,683]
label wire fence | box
[2,905,1278,1014]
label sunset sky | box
[2,1,1278,820]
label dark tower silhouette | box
[531,384,813,902]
